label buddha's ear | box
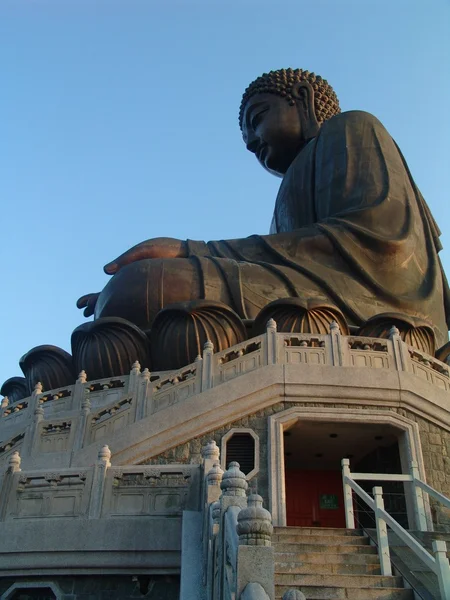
[292,81,320,138]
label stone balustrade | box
[198,443,275,600]
[1,321,450,470]
[0,447,200,523]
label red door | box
[285,470,346,527]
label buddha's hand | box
[76,292,100,317]
[104,237,188,275]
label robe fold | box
[186,111,448,344]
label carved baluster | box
[202,340,214,391]
[0,451,22,521]
[137,368,151,419]
[29,384,45,456]
[236,494,275,599]
[389,325,411,372]
[88,445,112,519]
[195,354,203,394]
[220,461,248,512]
[266,319,277,365]
[329,320,347,366]
[72,371,90,451]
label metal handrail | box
[342,459,450,599]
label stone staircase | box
[273,527,413,599]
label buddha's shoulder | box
[322,110,388,133]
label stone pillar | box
[195,354,203,394]
[202,340,214,391]
[236,494,275,600]
[329,320,346,366]
[128,360,141,395]
[0,451,22,521]
[29,383,45,456]
[390,325,411,372]
[202,440,220,480]
[220,461,248,512]
[136,366,151,419]
[72,371,90,452]
[88,445,111,519]
[266,319,277,365]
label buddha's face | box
[241,93,304,177]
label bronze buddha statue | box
[6,68,450,390]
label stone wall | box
[140,401,450,529]
[0,575,179,600]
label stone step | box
[275,586,413,600]
[275,573,402,588]
[274,551,380,566]
[274,543,377,555]
[275,561,381,575]
[273,534,370,545]
[274,527,363,537]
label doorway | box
[283,420,402,528]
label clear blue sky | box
[1,0,450,390]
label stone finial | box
[211,501,221,525]
[77,370,87,384]
[201,440,220,461]
[329,320,340,334]
[203,340,214,352]
[1,396,9,409]
[8,451,21,472]
[207,461,224,486]
[131,360,141,374]
[389,325,400,338]
[266,318,277,330]
[141,368,151,381]
[282,590,306,600]
[34,381,43,394]
[98,444,111,463]
[220,462,248,497]
[237,494,273,546]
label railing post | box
[136,367,151,419]
[30,382,44,456]
[330,321,346,366]
[341,459,355,529]
[410,460,428,532]
[195,354,203,394]
[72,371,90,452]
[236,494,275,600]
[0,451,21,521]
[266,319,277,365]
[373,486,392,576]
[432,540,450,600]
[88,445,111,519]
[202,341,214,391]
[389,325,411,372]
[217,462,248,600]
[128,360,141,395]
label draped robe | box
[186,111,449,344]
[96,111,449,346]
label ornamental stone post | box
[266,319,277,365]
[389,324,411,372]
[236,495,275,600]
[137,367,152,419]
[202,439,220,480]
[202,340,214,391]
[220,461,248,512]
[237,494,273,546]
[0,451,22,521]
[88,445,112,519]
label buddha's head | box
[239,69,340,177]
